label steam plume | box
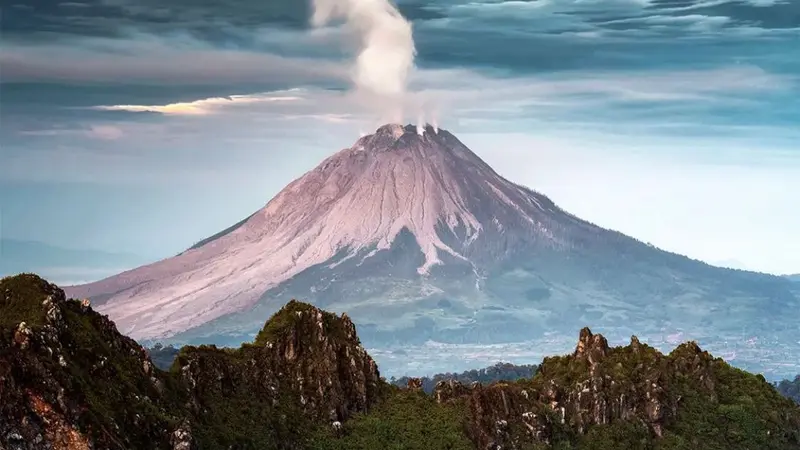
[311,0,416,121]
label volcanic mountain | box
[65,124,799,375]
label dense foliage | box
[311,388,474,450]
[0,273,52,328]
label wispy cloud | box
[91,92,303,116]
[0,34,347,85]
[19,125,125,140]
[5,63,795,189]
[74,65,793,124]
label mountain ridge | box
[3,274,800,450]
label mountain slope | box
[65,124,799,377]
[65,123,580,338]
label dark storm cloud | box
[2,0,443,44]
[3,0,797,79]
[690,1,800,29]
[649,0,800,28]
[1,0,797,117]
[1,0,310,42]
[0,38,349,85]
[590,0,800,31]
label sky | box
[1,0,799,283]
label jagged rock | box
[630,335,641,353]
[428,327,800,450]
[433,379,470,404]
[331,421,343,438]
[574,327,609,368]
[407,378,423,390]
[12,322,32,350]
[179,300,381,430]
[170,420,194,450]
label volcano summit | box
[66,124,799,376]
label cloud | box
[91,92,303,116]
[47,64,787,145]
[0,34,348,85]
[4,64,793,184]
[1,0,311,42]
[596,13,732,32]
[18,125,125,140]
[7,63,792,143]
[3,0,797,92]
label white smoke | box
[311,0,416,122]
[416,112,425,135]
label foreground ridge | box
[0,274,381,450]
[3,274,800,450]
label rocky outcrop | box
[0,274,187,450]
[432,328,799,450]
[177,301,381,428]
[0,275,381,450]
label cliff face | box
[0,275,381,450]
[175,301,382,448]
[0,274,184,450]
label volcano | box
[65,124,799,376]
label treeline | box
[390,362,539,394]
[776,375,800,404]
[145,340,800,407]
